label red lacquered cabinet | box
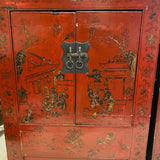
[0,0,159,160]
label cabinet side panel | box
[0,9,22,160]
[130,3,159,160]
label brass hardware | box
[22,108,33,123]
[66,46,74,70]
[76,47,84,69]
[66,46,87,70]
[61,41,90,73]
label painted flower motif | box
[64,128,84,152]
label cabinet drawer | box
[21,125,131,160]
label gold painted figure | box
[57,91,69,110]
[56,70,65,80]
[106,95,114,113]
[103,88,114,113]
[88,88,101,109]
[50,87,58,105]
[88,69,101,82]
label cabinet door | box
[11,12,76,124]
[76,11,142,126]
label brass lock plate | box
[61,41,90,74]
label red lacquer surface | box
[25,158,89,160]
[0,0,159,160]
[11,12,76,124]
[21,125,131,159]
[76,11,142,126]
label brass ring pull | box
[66,60,74,70]
[76,59,83,69]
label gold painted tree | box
[108,32,136,81]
